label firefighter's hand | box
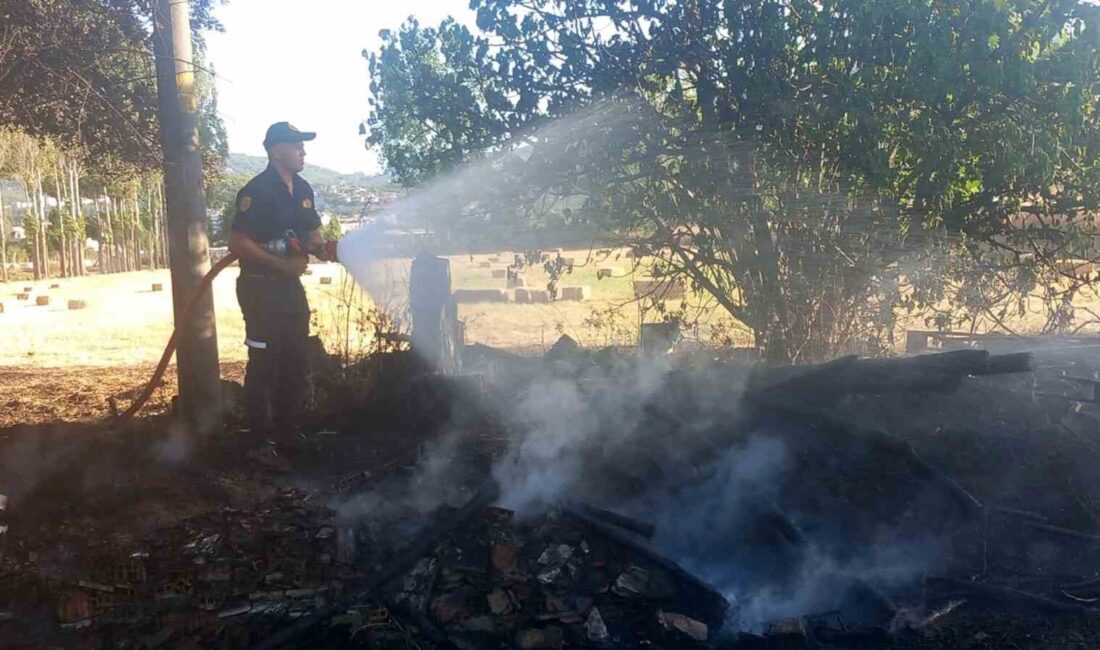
[281,255,309,277]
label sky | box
[206,0,476,175]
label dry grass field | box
[3,246,1100,426]
[0,250,678,425]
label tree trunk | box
[0,184,8,283]
[23,181,39,280]
[158,181,169,268]
[104,195,115,274]
[92,194,102,273]
[133,196,140,270]
[68,162,82,276]
[35,169,48,279]
[54,165,68,278]
[147,184,158,269]
[121,198,130,272]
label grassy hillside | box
[226,153,392,188]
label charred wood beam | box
[1061,576,1100,598]
[561,504,729,631]
[988,506,1051,524]
[745,394,985,519]
[1022,521,1100,546]
[565,500,656,538]
[926,576,1100,616]
[252,479,501,650]
[749,349,1032,406]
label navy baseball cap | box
[263,122,316,148]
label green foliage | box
[0,0,226,170]
[321,215,343,242]
[367,0,1100,361]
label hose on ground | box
[110,252,240,425]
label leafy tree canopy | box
[367,0,1100,361]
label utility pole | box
[152,0,222,435]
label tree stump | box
[411,254,462,374]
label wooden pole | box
[153,0,222,435]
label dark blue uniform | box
[231,165,322,433]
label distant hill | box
[226,152,392,189]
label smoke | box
[327,99,962,631]
[336,100,641,321]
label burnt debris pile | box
[6,342,1100,648]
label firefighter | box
[228,122,333,438]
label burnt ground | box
[3,346,1100,648]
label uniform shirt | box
[231,165,322,276]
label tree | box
[367,0,1100,362]
[0,1,228,278]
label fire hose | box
[111,232,338,425]
[110,251,240,425]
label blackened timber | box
[750,349,1032,406]
[1022,521,1100,546]
[251,480,500,650]
[746,394,985,518]
[566,500,656,538]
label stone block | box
[507,275,526,288]
[491,269,507,279]
[16,293,28,301]
[49,283,60,289]
[528,290,551,304]
[454,289,509,303]
[560,286,590,301]
[514,288,530,303]
[36,295,50,306]
[479,261,492,268]
[151,283,164,292]
[319,276,333,285]
[67,300,87,310]
[597,266,622,279]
